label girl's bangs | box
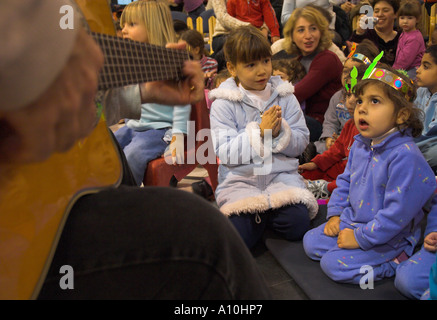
[355,79,390,95]
[120,3,144,26]
[238,37,272,64]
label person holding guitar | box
[0,0,272,300]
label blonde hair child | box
[114,0,191,186]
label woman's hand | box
[356,14,367,35]
[341,1,354,14]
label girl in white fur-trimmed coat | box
[209,26,318,249]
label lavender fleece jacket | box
[328,130,437,252]
[209,76,318,218]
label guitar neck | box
[92,33,190,91]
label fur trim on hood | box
[220,186,319,220]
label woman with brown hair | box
[283,5,343,141]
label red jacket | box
[311,119,359,179]
[294,50,343,124]
[226,0,280,38]
[301,119,358,193]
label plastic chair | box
[171,11,188,23]
[197,9,216,54]
[429,3,436,41]
[197,9,215,35]
[143,98,218,191]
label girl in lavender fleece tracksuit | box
[303,65,437,284]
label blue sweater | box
[328,130,437,252]
[126,102,191,134]
[415,87,437,138]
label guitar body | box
[0,120,123,300]
[0,0,189,299]
[0,0,122,300]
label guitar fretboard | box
[92,33,190,91]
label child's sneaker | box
[307,179,330,199]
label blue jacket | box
[415,87,437,139]
[328,130,437,252]
[126,102,191,134]
[209,76,318,218]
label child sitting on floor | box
[209,26,318,249]
[272,59,307,85]
[303,61,437,285]
[272,58,307,111]
[298,42,380,200]
[298,76,360,200]
[395,194,437,299]
[413,44,437,174]
[314,40,380,154]
[114,0,191,186]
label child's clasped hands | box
[260,105,282,138]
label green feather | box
[350,66,358,91]
[363,51,384,79]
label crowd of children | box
[110,0,437,300]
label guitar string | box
[94,33,187,90]
[99,38,182,84]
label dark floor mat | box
[265,238,407,300]
[264,204,408,300]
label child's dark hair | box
[224,26,272,65]
[354,64,423,137]
[272,59,306,83]
[425,44,437,64]
[351,39,380,63]
[397,0,421,19]
[180,29,209,56]
[373,0,400,13]
[174,19,189,35]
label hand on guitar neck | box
[140,42,205,106]
[0,31,204,165]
